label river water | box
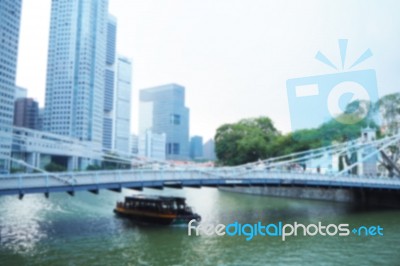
[0,188,399,266]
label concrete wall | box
[220,186,400,208]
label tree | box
[213,97,391,167]
[45,162,66,172]
[86,164,102,171]
[270,129,323,157]
[373,93,400,177]
[376,93,400,135]
[215,117,279,165]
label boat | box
[114,195,201,225]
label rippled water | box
[0,188,399,265]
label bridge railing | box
[1,164,400,194]
[0,172,70,190]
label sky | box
[16,0,400,140]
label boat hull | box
[114,207,200,225]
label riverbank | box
[219,186,400,208]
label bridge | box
[0,128,399,206]
[0,167,399,199]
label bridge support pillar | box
[26,152,41,172]
[67,156,78,171]
[78,158,91,171]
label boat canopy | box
[124,195,186,204]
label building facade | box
[100,16,132,154]
[15,86,27,100]
[37,108,44,131]
[190,136,203,160]
[139,130,166,160]
[139,84,189,160]
[0,0,22,171]
[14,98,40,130]
[130,134,139,154]
[113,56,132,153]
[102,15,117,150]
[203,139,217,161]
[44,0,108,148]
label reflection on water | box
[0,195,55,254]
[0,187,399,265]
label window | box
[170,114,180,125]
[167,143,180,155]
[173,143,180,155]
[167,143,171,155]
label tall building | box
[0,0,22,171]
[139,84,189,160]
[130,134,139,154]
[103,15,117,150]
[14,98,39,130]
[101,17,133,154]
[37,108,44,131]
[113,56,132,153]
[190,136,203,160]
[15,86,28,100]
[44,0,108,147]
[139,130,166,160]
[203,139,217,161]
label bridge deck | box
[1,168,399,197]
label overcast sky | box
[16,0,400,140]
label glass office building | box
[103,15,117,150]
[14,98,40,130]
[44,0,108,147]
[114,56,132,153]
[0,0,22,171]
[190,135,203,160]
[139,84,189,160]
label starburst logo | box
[286,39,379,132]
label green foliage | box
[270,129,324,157]
[215,117,279,165]
[10,167,25,174]
[318,114,378,142]
[44,162,66,172]
[215,99,384,166]
[86,164,102,171]
[376,92,400,135]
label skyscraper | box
[190,136,203,160]
[0,0,22,171]
[14,98,39,130]
[15,86,28,100]
[44,0,108,147]
[203,139,217,161]
[139,84,189,160]
[114,56,132,153]
[130,134,139,154]
[103,15,117,150]
[37,108,44,131]
[139,130,166,160]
